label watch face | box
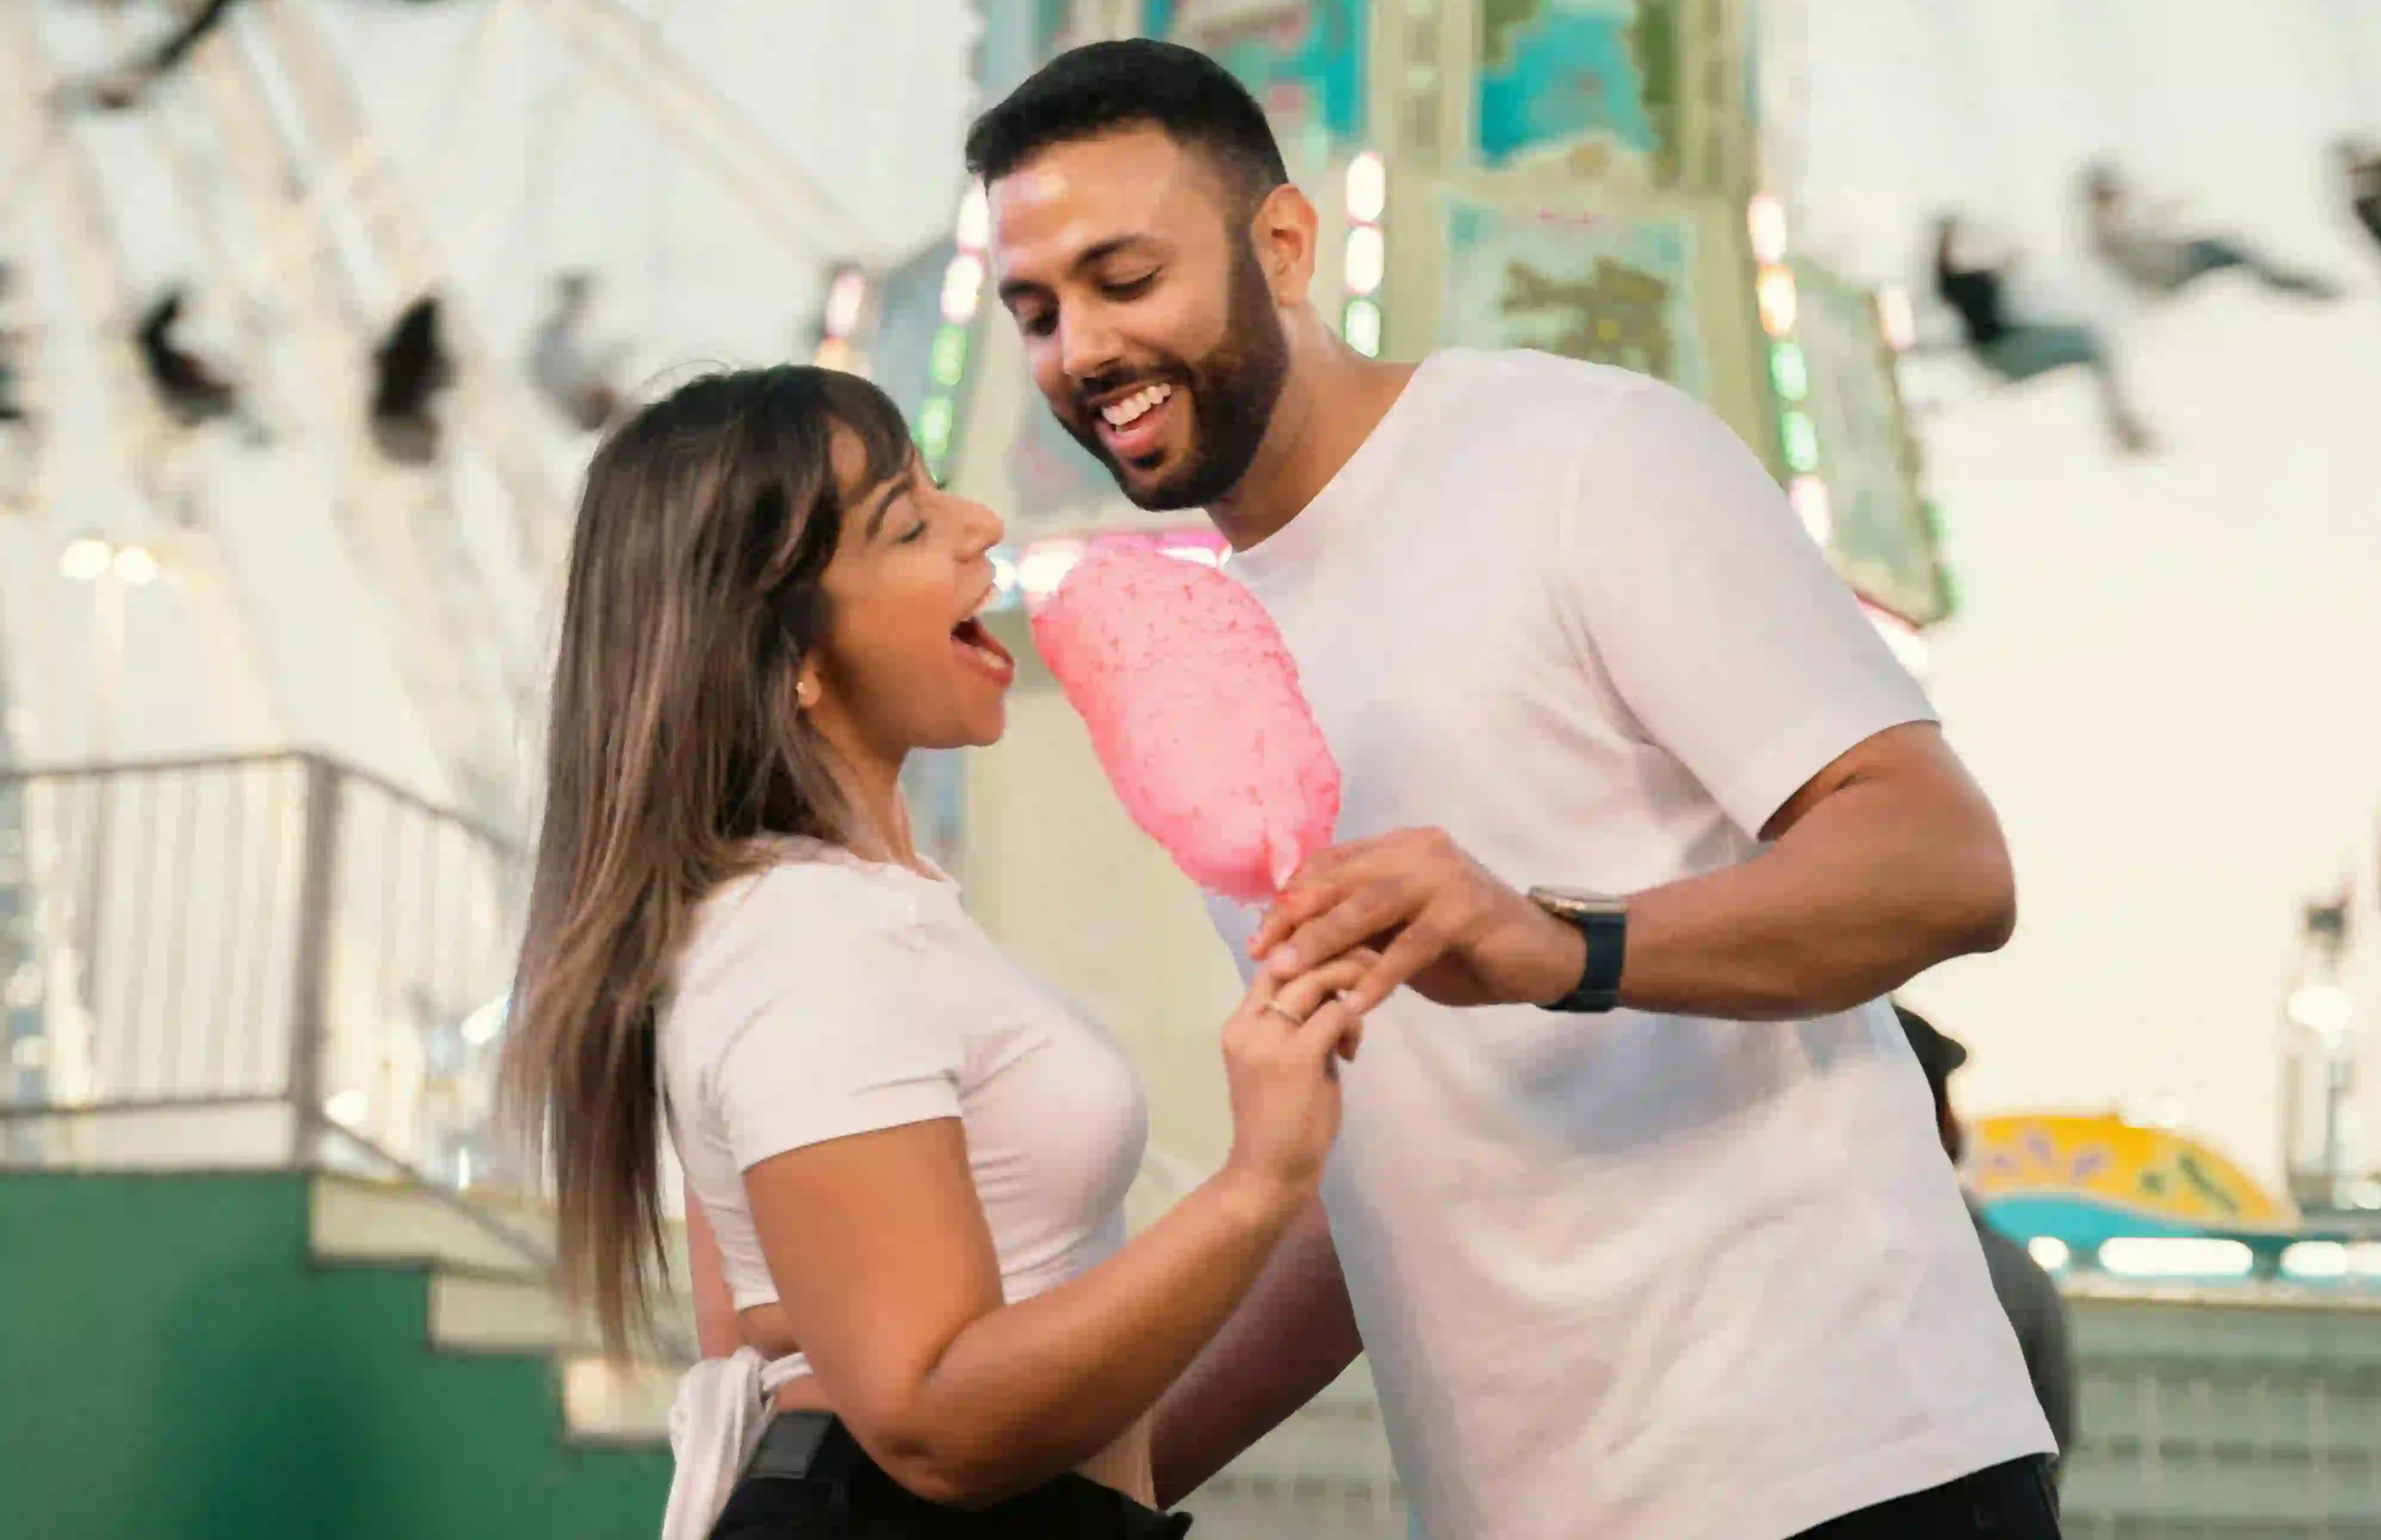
[1529,886,1625,919]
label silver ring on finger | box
[1262,1002,1306,1026]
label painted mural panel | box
[1442,198,1705,400]
[1790,259,1946,625]
[1477,0,1678,182]
[1145,0,1368,153]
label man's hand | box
[1252,829,1586,1015]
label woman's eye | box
[1104,272,1157,299]
[1020,310,1057,337]
[896,516,928,545]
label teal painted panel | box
[1144,0,1368,148]
[0,1172,670,1540]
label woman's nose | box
[962,499,1006,554]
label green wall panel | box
[0,1171,669,1540]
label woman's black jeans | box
[708,1413,1191,1539]
[1792,1456,2063,1539]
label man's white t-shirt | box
[1205,350,2052,1540]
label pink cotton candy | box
[1030,546,1340,904]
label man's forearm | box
[1616,771,2014,1020]
[1150,1195,1362,1508]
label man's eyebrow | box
[863,470,917,540]
[995,235,1166,308]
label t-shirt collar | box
[1219,350,1459,590]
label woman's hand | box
[1216,950,1376,1222]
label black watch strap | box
[1529,888,1627,1014]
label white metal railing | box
[0,751,537,1261]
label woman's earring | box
[796,677,819,709]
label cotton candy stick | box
[1030,546,1340,904]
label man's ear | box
[1251,182,1320,306]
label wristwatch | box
[1527,887,1628,1014]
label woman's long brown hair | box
[500,365,915,1358]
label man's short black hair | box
[965,39,1289,214]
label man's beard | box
[1060,239,1290,512]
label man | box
[974,40,2059,1540]
[528,272,626,433]
[1897,1003,2075,1465]
[1933,212,2152,455]
[135,287,240,429]
[57,0,243,114]
[369,293,453,467]
[2082,162,2340,303]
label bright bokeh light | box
[60,537,112,582]
[1344,225,1386,297]
[460,995,508,1048]
[1770,341,1809,404]
[1343,298,1382,358]
[940,253,985,324]
[118,547,165,587]
[326,1089,369,1128]
[1781,411,1820,474]
[2098,1237,2254,1278]
[1345,151,1386,224]
[1757,265,1798,337]
[812,336,854,373]
[931,326,970,387]
[1016,539,1085,601]
[1747,193,1788,265]
[2282,1241,2349,1279]
[917,395,954,463]
[2027,1237,2072,1271]
[955,182,991,253]
[1877,286,1916,353]
[824,267,870,337]
[2287,982,2354,1038]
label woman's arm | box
[744,959,1367,1510]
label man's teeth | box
[1100,382,1174,429]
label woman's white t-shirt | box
[659,839,1150,1375]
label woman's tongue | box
[952,616,1013,673]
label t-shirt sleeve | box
[692,871,963,1173]
[1557,377,1937,837]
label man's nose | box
[1058,306,1125,392]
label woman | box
[498,365,1370,1539]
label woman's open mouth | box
[1095,381,1176,466]
[952,614,1015,684]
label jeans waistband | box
[744,1412,1192,1539]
